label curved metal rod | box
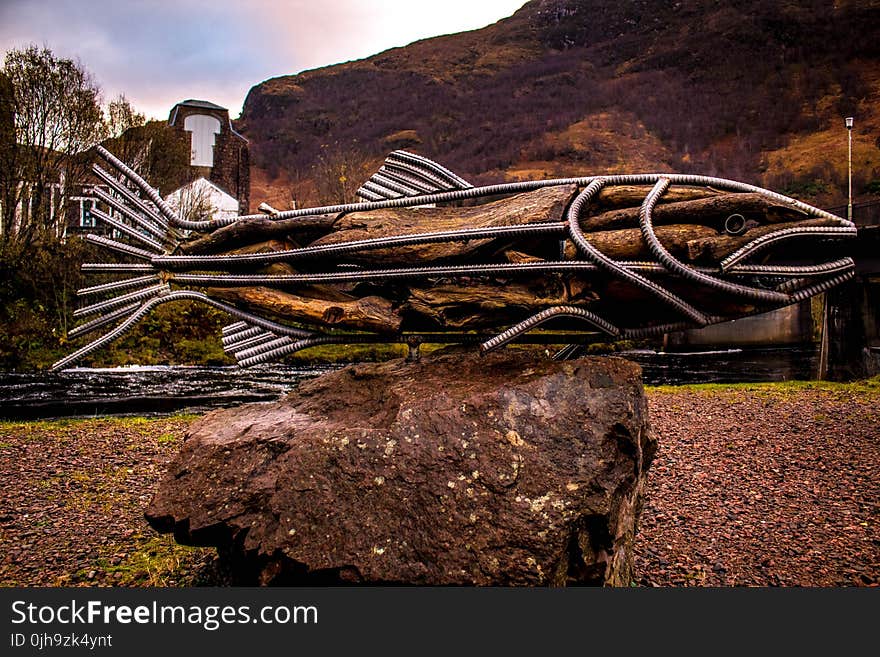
[53,291,315,371]
[90,208,165,253]
[567,179,709,325]
[480,306,620,353]
[726,258,855,277]
[95,145,182,227]
[623,268,857,340]
[721,226,858,270]
[638,178,790,304]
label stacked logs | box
[172,184,830,334]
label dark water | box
[0,346,818,420]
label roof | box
[165,176,237,201]
[176,99,228,111]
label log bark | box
[401,281,571,330]
[208,287,401,334]
[582,192,807,231]
[595,185,721,209]
[564,224,719,261]
[307,184,578,264]
[180,214,338,255]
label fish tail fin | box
[356,150,473,202]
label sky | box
[0,0,527,121]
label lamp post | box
[846,116,853,222]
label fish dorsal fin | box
[357,150,473,202]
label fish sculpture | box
[51,145,857,371]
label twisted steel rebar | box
[91,164,171,232]
[721,226,858,270]
[90,208,165,253]
[567,178,709,325]
[91,186,171,244]
[638,178,790,304]
[77,275,162,297]
[480,306,620,353]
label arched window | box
[183,114,222,167]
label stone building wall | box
[168,101,249,213]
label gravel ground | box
[0,380,877,587]
[634,381,879,587]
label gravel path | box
[1,381,877,587]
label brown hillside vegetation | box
[237,0,880,210]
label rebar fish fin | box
[356,150,473,202]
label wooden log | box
[207,287,401,334]
[180,214,338,255]
[563,224,719,260]
[595,185,721,209]
[307,184,578,264]
[581,193,807,231]
[401,281,571,330]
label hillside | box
[237,0,880,210]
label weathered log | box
[180,214,338,255]
[208,287,401,334]
[401,280,572,330]
[582,192,807,231]
[564,224,719,261]
[595,184,721,209]
[307,184,578,264]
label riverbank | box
[1,379,877,587]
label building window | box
[80,200,96,228]
[183,114,222,167]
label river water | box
[0,346,818,420]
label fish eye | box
[724,213,747,235]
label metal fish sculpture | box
[51,145,857,371]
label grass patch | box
[0,413,201,432]
[647,376,880,396]
[100,534,215,587]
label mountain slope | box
[237,0,880,209]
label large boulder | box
[146,350,656,585]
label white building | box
[164,177,240,224]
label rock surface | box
[146,351,656,585]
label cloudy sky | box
[0,0,527,120]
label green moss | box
[74,534,216,587]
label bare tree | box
[105,93,146,140]
[0,45,104,247]
[313,142,372,205]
